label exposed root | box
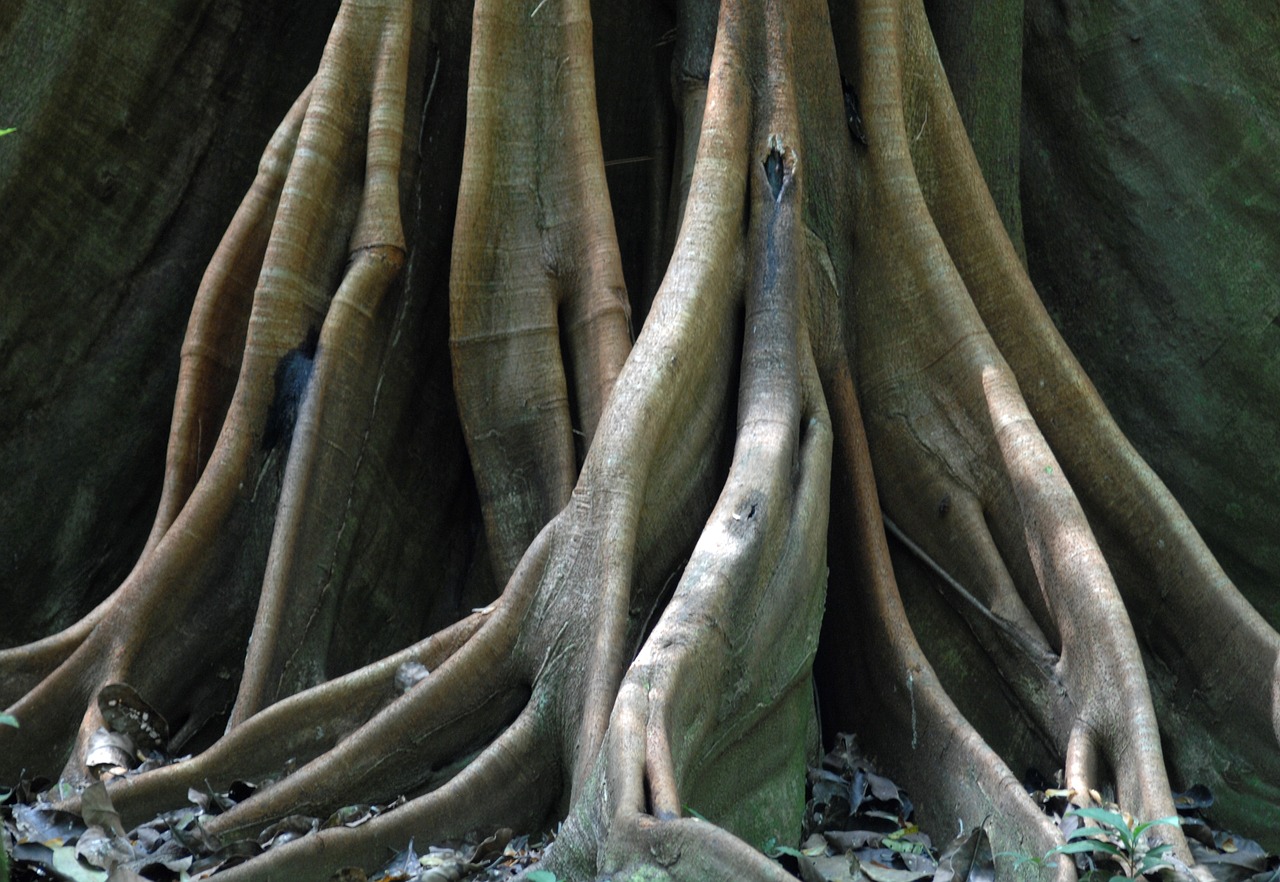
[150,79,315,553]
[820,359,1071,880]
[210,705,556,882]
[907,2,1280,834]
[3,0,1277,879]
[450,0,633,583]
[0,77,315,716]
[827,0,1280,860]
[2,0,419,784]
[203,600,526,838]
[843,0,1192,854]
[65,614,484,831]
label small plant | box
[763,836,805,860]
[1000,850,1056,873]
[1045,807,1181,881]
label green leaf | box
[764,836,805,860]
[1066,826,1105,841]
[1065,807,1134,850]
[1067,807,1130,835]
[1048,840,1125,859]
[0,127,16,138]
[526,871,560,882]
[885,836,929,856]
[0,712,18,727]
[1131,816,1181,837]
[1137,847,1175,874]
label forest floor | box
[2,731,1275,882]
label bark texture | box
[1,0,1277,880]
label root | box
[211,706,556,882]
[2,0,420,783]
[61,614,483,831]
[907,1,1280,833]
[828,0,1280,859]
[0,83,310,702]
[450,0,633,583]
[3,0,1277,879]
[821,360,1070,878]
[203,604,525,839]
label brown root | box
[3,0,1277,880]
[2,0,422,783]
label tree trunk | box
[2,0,1276,880]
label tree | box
[2,0,1277,880]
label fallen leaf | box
[325,804,375,828]
[931,827,994,882]
[75,825,134,871]
[1190,838,1270,882]
[1173,784,1213,812]
[258,814,318,849]
[51,844,110,882]
[797,851,858,881]
[81,782,128,838]
[11,803,85,845]
[106,865,149,881]
[379,838,421,881]
[824,829,885,851]
[188,838,261,875]
[98,683,168,751]
[859,859,935,882]
[469,827,513,864]
[865,772,902,803]
[328,868,369,882]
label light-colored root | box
[450,0,631,583]
[986,367,1185,849]
[823,362,1070,877]
[58,613,483,830]
[903,0,1280,827]
[230,0,414,718]
[150,79,313,550]
[210,705,554,882]
[205,604,527,839]
[2,0,420,788]
[0,613,100,708]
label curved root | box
[4,0,1277,880]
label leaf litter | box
[1,764,553,882]
[2,725,1276,881]
[766,734,1277,882]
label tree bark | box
[1,0,1277,879]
